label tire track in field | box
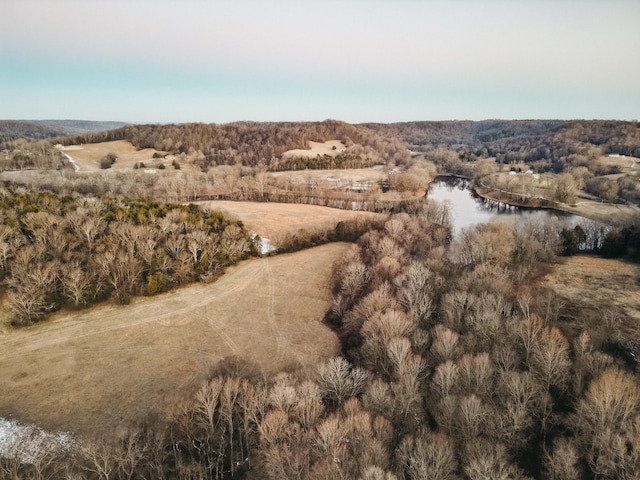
[0,260,257,361]
[263,257,288,364]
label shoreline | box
[431,174,636,224]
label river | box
[427,176,578,234]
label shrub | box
[100,152,117,169]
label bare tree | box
[61,262,94,307]
[396,430,459,480]
[463,440,532,480]
[531,326,571,392]
[457,352,494,399]
[543,436,582,480]
[363,378,395,419]
[359,465,398,480]
[393,261,443,325]
[430,325,461,364]
[573,368,640,479]
[317,357,369,407]
[82,441,116,480]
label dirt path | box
[0,244,347,435]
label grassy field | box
[0,243,348,435]
[541,255,640,343]
[197,200,385,240]
[270,165,389,186]
[282,140,347,158]
[59,140,170,171]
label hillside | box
[0,243,347,435]
[0,120,129,145]
[0,119,639,479]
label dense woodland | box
[1,119,639,479]
[0,189,258,324]
[364,120,640,162]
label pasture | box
[58,140,168,171]
[0,244,348,435]
[541,255,640,343]
[282,140,347,158]
[196,200,385,240]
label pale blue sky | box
[1,0,639,123]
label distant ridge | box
[34,119,130,134]
[0,120,130,144]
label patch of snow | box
[61,152,80,172]
[250,232,277,255]
[251,232,276,254]
[0,417,73,463]
[261,237,276,254]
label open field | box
[197,200,385,240]
[270,165,388,186]
[561,201,639,223]
[597,154,639,175]
[0,243,347,435]
[541,255,640,342]
[282,140,347,158]
[58,140,170,171]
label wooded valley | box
[0,119,639,479]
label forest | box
[0,119,639,479]
[0,189,257,325]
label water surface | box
[427,176,576,234]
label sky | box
[1,0,639,124]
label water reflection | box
[427,176,575,234]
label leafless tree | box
[317,357,369,407]
[359,465,398,480]
[82,441,116,480]
[457,352,494,398]
[543,436,582,480]
[462,440,532,480]
[396,430,460,480]
[61,262,94,307]
[430,325,461,364]
[573,368,640,479]
[394,261,443,325]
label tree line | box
[56,120,409,168]
[5,203,638,479]
[365,120,640,163]
[0,189,257,325]
[4,119,639,206]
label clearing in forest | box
[282,140,347,158]
[541,255,640,342]
[197,200,385,240]
[58,140,167,171]
[0,243,347,435]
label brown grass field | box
[59,140,168,171]
[282,140,347,158]
[270,166,389,185]
[541,255,640,342]
[0,243,348,435]
[197,200,385,240]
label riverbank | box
[433,174,637,225]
